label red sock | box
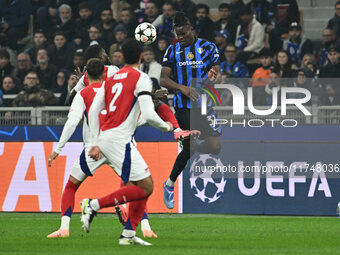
[61,180,79,217]
[98,185,146,208]
[125,198,148,230]
[156,104,180,129]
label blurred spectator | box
[2,76,20,94]
[235,7,265,61]
[221,44,249,80]
[75,2,94,43]
[48,32,75,71]
[99,8,117,48]
[110,49,124,68]
[12,71,58,107]
[246,0,270,26]
[230,0,245,24]
[251,48,273,105]
[173,0,196,22]
[35,48,58,91]
[0,49,15,87]
[317,28,337,67]
[72,50,85,71]
[0,0,32,50]
[118,8,138,38]
[141,46,162,86]
[194,4,215,42]
[214,3,237,44]
[109,25,128,59]
[83,24,107,52]
[267,0,300,53]
[14,53,34,85]
[264,70,281,103]
[142,1,160,24]
[64,72,78,105]
[215,30,229,60]
[87,0,112,21]
[301,53,316,73]
[35,1,58,40]
[54,4,76,41]
[55,69,69,105]
[318,45,340,105]
[273,50,297,78]
[327,1,340,38]
[153,2,176,42]
[282,22,313,66]
[155,35,170,63]
[0,33,17,67]
[26,29,48,65]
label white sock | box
[174,128,182,132]
[60,216,70,230]
[89,199,100,211]
[166,178,175,187]
[141,219,151,231]
[122,229,136,237]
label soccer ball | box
[134,22,157,45]
[189,154,227,203]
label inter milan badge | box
[187,52,194,60]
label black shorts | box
[175,108,221,139]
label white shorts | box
[97,133,150,183]
[70,146,111,182]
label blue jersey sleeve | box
[162,45,175,68]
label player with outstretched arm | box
[161,12,221,209]
[81,38,173,245]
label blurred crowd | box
[0,0,340,107]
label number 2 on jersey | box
[109,82,122,112]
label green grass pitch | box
[1,213,340,255]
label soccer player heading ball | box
[161,12,221,209]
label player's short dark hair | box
[218,3,230,10]
[163,1,175,9]
[79,1,91,10]
[84,44,104,62]
[173,11,191,28]
[0,49,10,59]
[196,4,209,14]
[121,39,142,65]
[143,46,154,54]
[336,0,340,7]
[86,58,104,80]
[53,31,67,39]
[225,43,236,50]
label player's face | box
[34,33,46,46]
[328,51,339,64]
[335,4,340,17]
[196,8,207,21]
[54,35,66,49]
[277,52,288,66]
[219,8,230,20]
[101,10,112,23]
[224,46,236,63]
[175,26,195,46]
[162,4,175,19]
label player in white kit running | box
[81,39,173,246]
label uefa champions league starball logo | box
[189,154,227,203]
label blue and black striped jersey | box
[162,38,220,108]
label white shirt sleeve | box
[136,72,170,132]
[88,82,106,145]
[72,76,85,93]
[107,65,119,78]
[55,93,85,154]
